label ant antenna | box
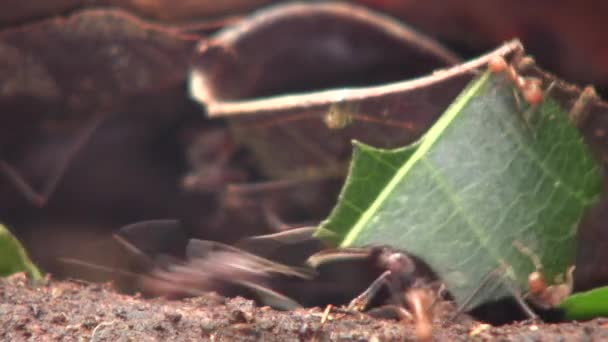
[512,240,543,271]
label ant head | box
[378,249,415,276]
[488,56,508,73]
[522,80,544,105]
[528,271,547,295]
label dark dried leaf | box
[0,9,199,114]
[0,1,84,27]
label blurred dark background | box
[0,0,607,292]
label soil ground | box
[2,273,608,341]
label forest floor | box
[2,273,607,341]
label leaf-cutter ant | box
[489,52,599,131]
[450,243,573,324]
[487,54,548,133]
[488,54,544,106]
[307,246,445,342]
[512,240,574,310]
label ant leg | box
[111,233,153,267]
[279,125,341,166]
[405,288,435,342]
[518,80,556,140]
[58,257,140,280]
[569,86,597,127]
[0,160,46,207]
[385,274,409,308]
[502,276,539,320]
[221,180,302,228]
[429,282,447,310]
[225,178,317,196]
[262,200,291,232]
[502,78,536,135]
[366,304,413,321]
[0,113,105,207]
[449,266,509,321]
[450,267,538,321]
[564,266,575,290]
[348,270,392,311]
[512,240,543,270]
[238,280,302,311]
[224,176,334,230]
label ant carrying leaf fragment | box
[314,44,602,318]
[308,246,447,342]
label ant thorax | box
[526,267,574,310]
[488,54,544,106]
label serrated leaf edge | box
[341,71,492,245]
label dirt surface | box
[2,274,608,341]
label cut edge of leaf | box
[314,139,423,245]
[339,71,492,246]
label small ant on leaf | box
[489,53,599,129]
[513,241,574,310]
[488,55,545,106]
[569,85,598,127]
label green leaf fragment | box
[560,287,608,320]
[0,223,42,280]
[317,71,602,309]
